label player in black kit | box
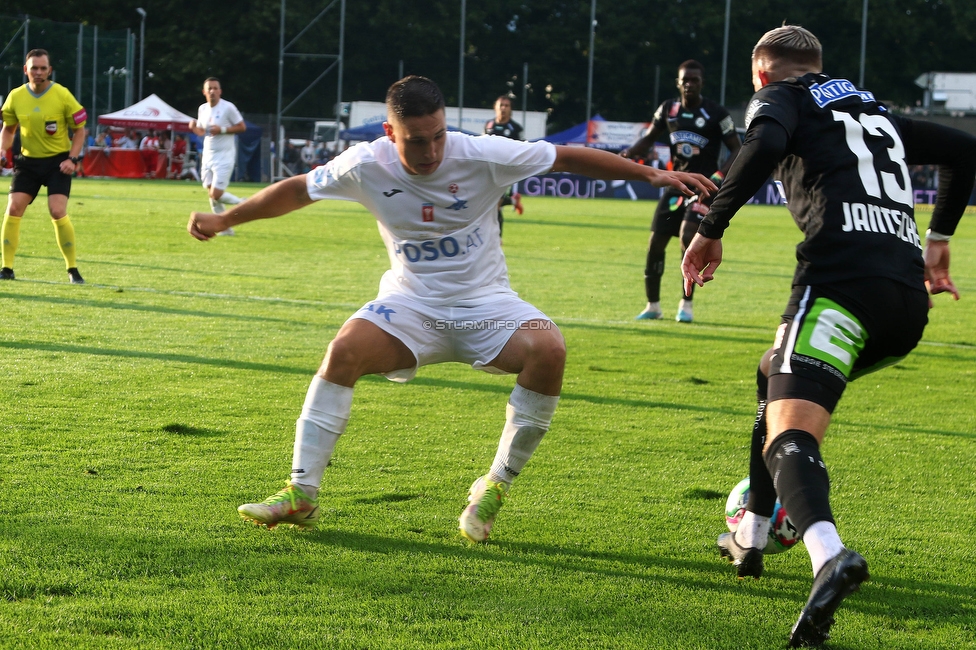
[681,26,976,648]
[485,95,524,237]
[621,60,741,322]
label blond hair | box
[752,25,822,68]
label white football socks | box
[219,191,242,205]
[735,511,771,549]
[290,376,354,498]
[804,520,845,576]
[488,384,559,485]
[209,197,225,214]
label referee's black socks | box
[763,429,834,538]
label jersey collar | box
[27,82,54,99]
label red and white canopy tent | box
[87,94,195,178]
[97,94,195,132]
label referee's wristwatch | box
[69,156,82,164]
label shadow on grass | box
[161,423,224,437]
[352,493,421,505]
[1,517,973,638]
[300,526,801,601]
[0,580,78,602]
[3,340,972,439]
[0,339,748,417]
[0,339,313,376]
[903,347,976,363]
[403,374,752,417]
[14,254,285,281]
[558,319,773,340]
[296,526,976,624]
[0,291,305,324]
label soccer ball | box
[725,477,800,554]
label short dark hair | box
[204,77,220,85]
[495,95,512,104]
[678,60,704,75]
[386,76,445,120]
[26,48,49,62]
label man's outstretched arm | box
[552,145,717,198]
[188,175,314,241]
[695,118,787,239]
[680,118,788,292]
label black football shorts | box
[767,278,929,412]
[11,152,72,200]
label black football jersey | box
[484,119,522,140]
[651,96,735,175]
[744,73,924,288]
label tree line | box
[4,0,975,132]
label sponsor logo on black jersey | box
[808,79,876,109]
[744,99,769,129]
[669,131,709,148]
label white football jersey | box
[306,133,556,304]
[197,98,243,160]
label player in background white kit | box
[188,77,246,235]
[188,76,717,542]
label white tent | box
[97,94,195,132]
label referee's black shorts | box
[766,278,929,413]
[10,152,72,200]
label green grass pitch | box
[0,177,974,649]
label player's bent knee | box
[321,337,367,378]
[526,327,566,367]
[322,323,416,383]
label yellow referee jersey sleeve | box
[1,82,87,158]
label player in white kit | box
[188,76,716,542]
[189,77,246,235]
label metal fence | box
[1,14,135,120]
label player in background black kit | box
[621,60,741,322]
[682,26,976,648]
[485,95,524,238]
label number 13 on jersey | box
[833,111,913,207]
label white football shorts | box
[348,291,554,382]
[200,154,235,191]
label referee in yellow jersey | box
[1,49,87,283]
